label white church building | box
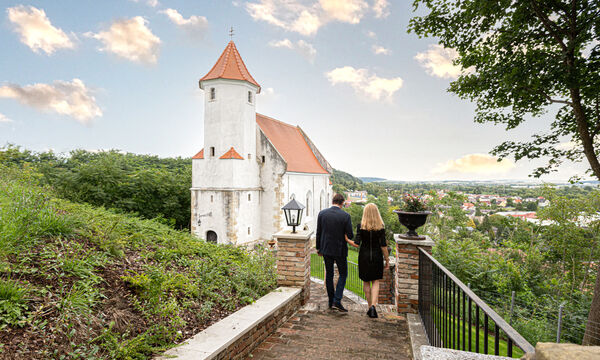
[191,41,333,245]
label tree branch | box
[521,85,573,105]
[529,0,569,53]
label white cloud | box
[372,0,390,18]
[129,0,160,7]
[319,0,367,24]
[325,66,403,101]
[7,5,74,55]
[269,38,316,63]
[415,44,464,79]
[86,17,160,64]
[160,9,209,39]
[433,154,515,174]
[366,30,377,39]
[0,79,102,124]
[245,0,369,36]
[372,45,390,55]
[0,113,13,123]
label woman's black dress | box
[354,224,387,282]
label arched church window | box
[306,191,312,217]
[320,190,326,212]
[210,87,216,100]
[290,193,295,200]
[206,230,217,243]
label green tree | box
[409,0,600,342]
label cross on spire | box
[229,26,235,40]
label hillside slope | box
[0,165,276,359]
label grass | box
[0,164,277,359]
[428,306,525,358]
[310,253,365,299]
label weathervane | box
[229,26,235,40]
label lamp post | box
[282,198,305,233]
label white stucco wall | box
[282,172,331,233]
[257,130,287,240]
[201,78,258,159]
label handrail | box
[418,247,535,355]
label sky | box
[0,0,589,181]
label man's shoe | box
[366,306,374,317]
[333,302,348,312]
[372,306,378,318]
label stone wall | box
[157,288,301,360]
[275,230,313,304]
[378,257,396,305]
[395,235,434,314]
[212,291,302,360]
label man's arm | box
[316,211,322,253]
[345,214,354,240]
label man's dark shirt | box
[316,206,354,258]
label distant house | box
[495,211,537,219]
[463,202,475,211]
[345,191,368,204]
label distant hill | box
[331,168,363,191]
[359,177,386,183]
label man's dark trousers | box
[323,255,347,306]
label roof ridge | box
[256,113,297,129]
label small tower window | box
[210,195,214,203]
[210,88,216,100]
[261,155,265,163]
[210,147,215,157]
[248,193,251,202]
[247,226,251,235]
[247,91,252,103]
[248,154,252,159]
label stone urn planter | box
[393,210,431,240]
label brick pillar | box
[273,229,313,305]
[378,257,396,305]
[395,235,434,314]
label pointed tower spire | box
[199,41,261,93]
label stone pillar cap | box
[273,229,314,240]
[394,234,435,247]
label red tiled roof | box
[200,41,261,93]
[192,149,204,159]
[219,147,244,160]
[256,113,328,174]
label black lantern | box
[282,198,305,233]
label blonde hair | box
[360,203,385,231]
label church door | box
[206,230,218,243]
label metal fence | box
[418,247,535,357]
[310,253,365,299]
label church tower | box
[191,41,262,245]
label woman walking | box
[350,203,389,318]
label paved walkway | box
[247,282,412,360]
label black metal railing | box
[418,247,535,357]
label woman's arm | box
[346,234,359,248]
[381,245,390,269]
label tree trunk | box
[582,266,600,345]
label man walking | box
[316,193,353,312]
